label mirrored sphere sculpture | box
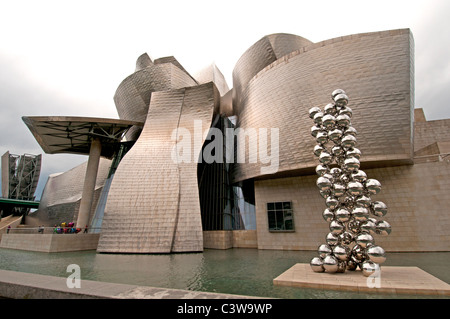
[309,90,391,277]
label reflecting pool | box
[0,248,449,299]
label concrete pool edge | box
[0,269,261,299]
[273,263,450,296]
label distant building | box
[1,151,41,216]
[23,29,450,253]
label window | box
[267,201,294,232]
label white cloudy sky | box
[1,0,449,199]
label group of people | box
[53,222,88,234]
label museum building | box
[21,29,450,253]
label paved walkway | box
[0,269,258,299]
[273,263,450,296]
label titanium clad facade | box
[232,29,414,182]
[114,58,198,140]
[26,158,111,227]
[97,83,220,253]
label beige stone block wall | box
[232,230,258,248]
[203,230,258,249]
[0,234,99,252]
[254,161,450,252]
[203,231,233,249]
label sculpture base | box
[273,263,450,296]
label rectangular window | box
[267,201,294,232]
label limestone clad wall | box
[254,160,450,252]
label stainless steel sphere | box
[326,196,340,210]
[329,220,345,235]
[332,183,346,197]
[361,261,380,277]
[355,194,371,208]
[326,232,339,246]
[348,218,361,234]
[343,126,357,137]
[333,245,350,261]
[352,207,369,222]
[346,257,359,271]
[322,114,336,130]
[365,179,382,195]
[360,219,376,235]
[331,89,346,98]
[309,106,322,119]
[331,145,344,157]
[316,176,332,192]
[324,103,337,115]
[355,233,374,248]
[319,189,331,199]
[339,106,353,118]
[314,144,325,157]
[322,208,335,222]
[316,131,328,145]
[315,164,328,176]
[310,257,325,272]
[351,170,367,183]
[338,231,355,245]
[319,151,333,165]
[337,261,347,273]
[375,220,392,236]
[341,135,357,150]
[343,157,360,172]
[330,167,342,178]
[328,128,343,142]
[335,208,351,222]
[313,111,324,125]
[366,245,386,264]
[318,244,332,258]
[352,244,366,260]
[371,201,388,217]
[346,147,361,160]
[347,181,364,196]
[323,255,339,273]
[336,114,351,128]
[334,93,349,108]
[311,125,321,137]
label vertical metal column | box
[76,138,102,230]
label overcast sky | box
[1,0,449,199]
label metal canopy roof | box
[22,116,143,159]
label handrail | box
[6,226,101,234]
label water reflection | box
[0,248,449,299]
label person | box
[7,225,11,234]
[84,225,88,233]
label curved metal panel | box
[26,158,111,226]
[98,82,219,253]
[232,29,414,182]
[232,33,312,109]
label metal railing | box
[5,226,101,235]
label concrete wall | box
[254,160,450,252]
